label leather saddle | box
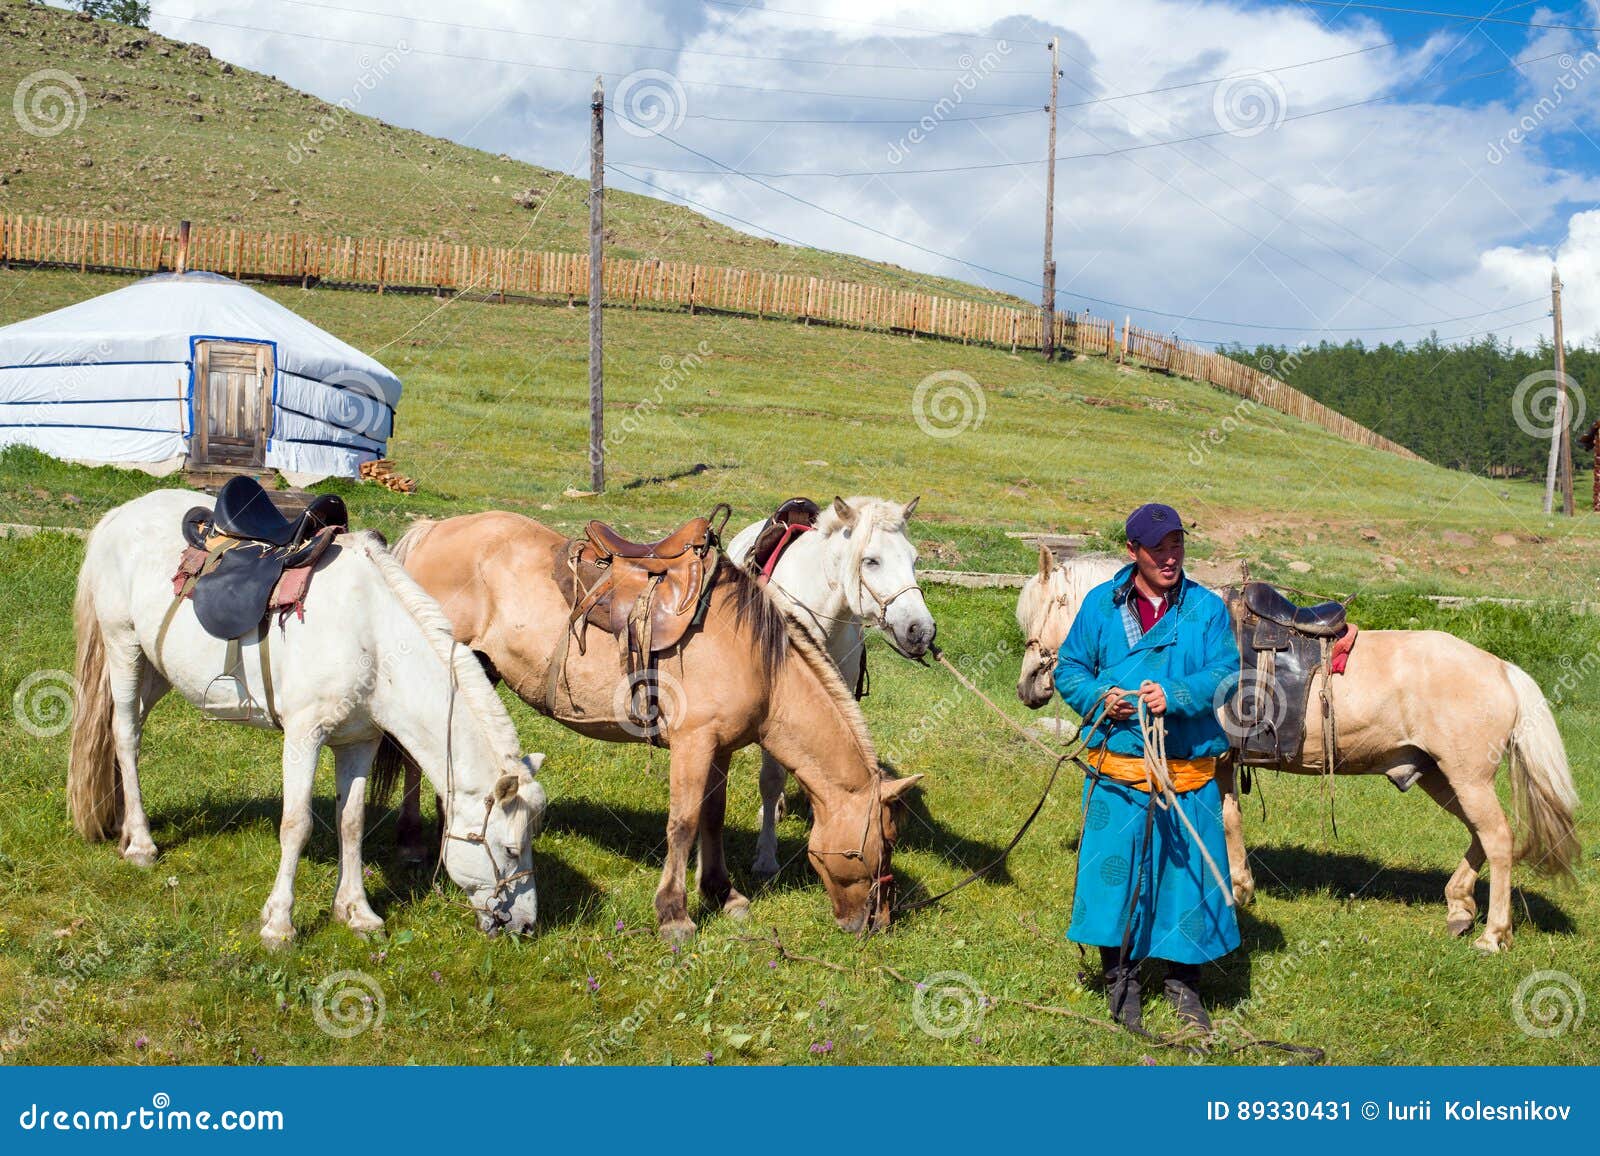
[1221,582,1349,767]
[548,504,731,734]
[746,496,821,580]
[178,476,348,641]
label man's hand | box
[1102,687,1136,720]
[1138,680,1167,716]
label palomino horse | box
[725,496,936,876]
[1015,547,1580,952]
[379,512,921,938]
[68,491,547,943]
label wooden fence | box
[0,213,1415,459]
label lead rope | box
[1137,701,1234,905]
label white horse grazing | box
[726,495,936,876]
[69,490,547,944]
[1014,547,1580,951]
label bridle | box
[432,646,536,929]
[806,772,897,934]
[1023,587,1075,681]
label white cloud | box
[144,0,1600,346]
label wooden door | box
[193,341,272,467]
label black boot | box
[1163,962,1212,1033]
[1101,946,1143,1031]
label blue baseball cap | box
[1125,503,1185,548]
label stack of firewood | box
[360,458,416,494]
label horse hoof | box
[122,846,158,868]
[751,860,779,879]
[1232,882,1255,906]
[724,897,751,922]
[659,918,696,944]
[1472,931,1510,953]
[260,925,297,950]
[1447,916,1474,938]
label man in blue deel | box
[1054,502,1240,1033]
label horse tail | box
[390,517,437,564]
[1504,663,1580,877]
[369,733,407,805]
[67,574,120,841]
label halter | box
[1023,587,1076,677]
[806,771,897,934]
[431,644,535,929]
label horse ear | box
[494,773,521,806]
[880,774,924,802]
[1037,544,1054,579]
[903,495,920,520]
[831,496,857,526]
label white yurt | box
[0,271,401,484]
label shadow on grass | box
[148,794,603,931]
[1245,842,1577,935]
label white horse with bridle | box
[68,490,547,944]
[1014,547,1579,952]
[726,496,936,876]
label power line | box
[699,0,1025,44]
[1290,0,1600,34]
[606,45,1569,179]
[606,143,1547,333]
[145,10,1042,107]
[263,0,1047,74]
[680,109,1042,126]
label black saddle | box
[179,479,347,641]
[747,497,821,576]
[1221,582,1348,766]
[1243,582,1346,637]
[207,475,348,549]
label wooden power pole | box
[588,76,605,493]
[1041,37,1060,361]
[1544,266,1572,515]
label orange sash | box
[1089,749,1216,794]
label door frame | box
[191,337,276,468]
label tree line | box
[1222,335,1597,478]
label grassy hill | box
[0,0,1016,302]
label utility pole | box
[588,76,605,493]
[1544,266,1572,515]
[1041,36,1060,361]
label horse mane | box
[711,562,878,771]
[344,530,521,764]
[1016,552,1122,633]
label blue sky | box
[138,1,1600,348]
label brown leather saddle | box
[547,504,731,736]
[1221,581,1348,767]
[746,497,822,580]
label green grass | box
[0,0,1015,303]
[0,529,1595,1066]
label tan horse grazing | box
[377,512,921,938]
[1016,548,1580,952]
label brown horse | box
[375,511,920,938]
[1016,549,1580,952]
